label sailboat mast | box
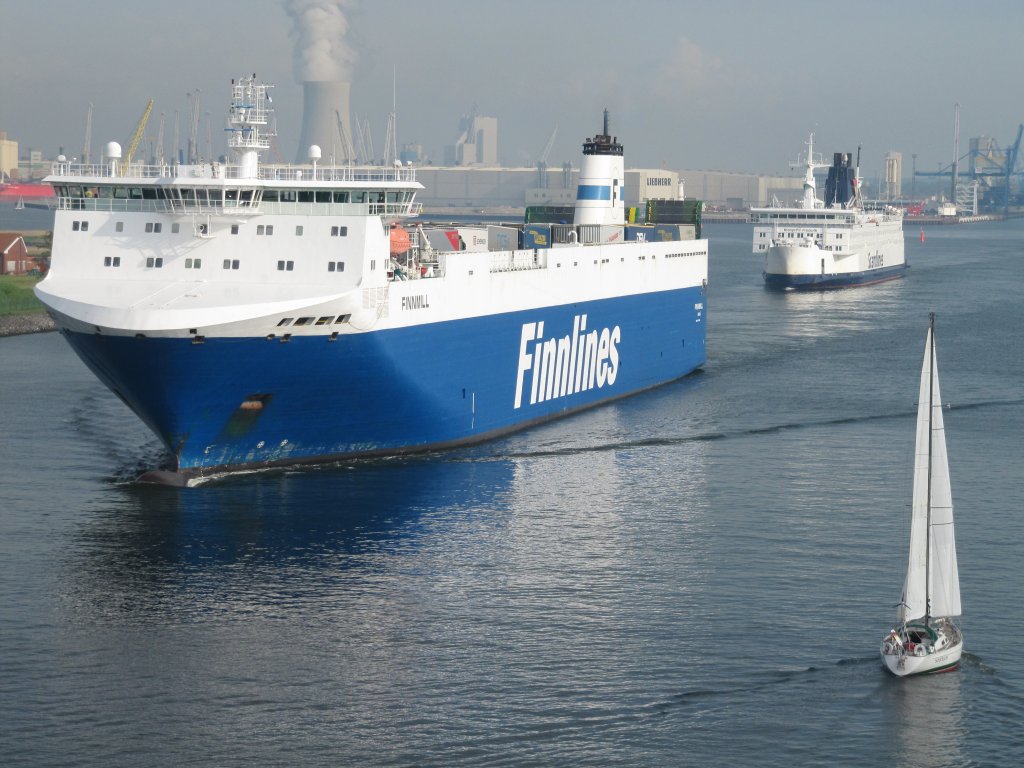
[925,312,935,623]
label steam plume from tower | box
[285,0,357,163]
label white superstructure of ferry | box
[751,135,906,290]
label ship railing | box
[49,160,419,184]
[489,248,547,273]
[257,165,419,183]
[53,197,423,218]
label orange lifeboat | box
[390,225,411,255]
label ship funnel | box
[573,110,625,227]
[295,81,353,164]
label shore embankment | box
[0,313,55,337]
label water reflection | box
[879,670,965,766]
[62,458,517,622]
[764,277,906,340]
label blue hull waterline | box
[763,262,908,290]
[63,287,706,476]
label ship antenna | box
[603,109,609,137]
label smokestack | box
[295,81,353,163]
[285,0,357,163]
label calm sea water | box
[2,220,1023,766]
[0,201,54,232]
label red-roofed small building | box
[1,233,30,275]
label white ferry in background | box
[750,135,906,290]
[35,76,708,485]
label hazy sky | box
[2,0,1022,181]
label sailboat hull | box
[880,617,963,677]
[881,640,962,677]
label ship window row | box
[261,189,413,204]
[277,260,294,271]
[54,185,258,204]
[223,259,240,270]
[185,258,202,268]
[328,261,345,272]
[72,220,89,231]
[276,315,351,327]
[257,225,274,236]
[145,257,164,268]
[103,256,121,267]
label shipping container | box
[578,224,625,244]
[522,224,552,249]
[456,227,489,252]
[525,205,575,224]
[552,223,576,244]
[421,228,461,251]
[486,225,521,251]
[646,199,703,238]
[625,225,654,241]
[626,206,646,224]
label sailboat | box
[881,313,963,676]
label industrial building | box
[411,164,804,212]
[0,133,18,182]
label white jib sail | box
[899,326,961,622]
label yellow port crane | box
[123,99,154,174]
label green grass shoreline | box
[0,275,46,316]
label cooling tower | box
[295,80,353,163]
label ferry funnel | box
[295,80,353,164]
[573,109,625,227]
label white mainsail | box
[898,325,961,622]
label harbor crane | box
[123,99,154,174]
[82,103,93,165]
[536,126,558,187]
[914,108,1023,215]
[335,109,354,164]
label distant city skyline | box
[2,0,1022,181]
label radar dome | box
[106,142,122,159]
[57,154,67,163]
[307,145,322,161]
